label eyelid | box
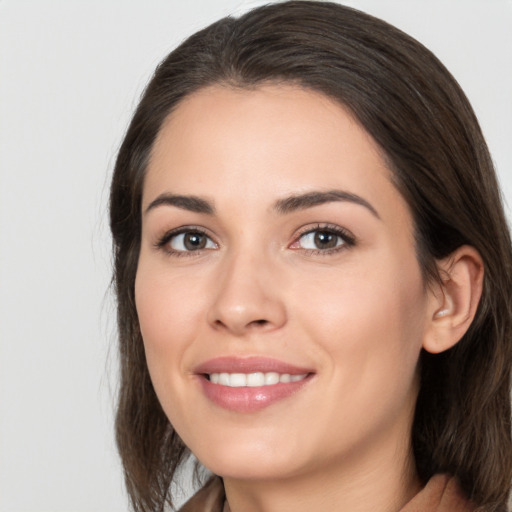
[154,225,219,255]
[153,223,355,256]
[289,223,356,252]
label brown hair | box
[109,2,512,510]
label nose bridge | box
[208,241,286,335]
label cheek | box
[134,260,206,378]
[293,254,427,386]
[134,259,215,435]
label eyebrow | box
[144,189,379,219]
[273,190,380,218]
[145,194,215,215]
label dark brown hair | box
[109,2,512,510]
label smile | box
[195,357,314,412]
[208,372,308,387]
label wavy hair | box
[109,2,512,510]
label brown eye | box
[313,231,338,249]
[298,230,346,250]
[184,232,206,250]
[169,231,216,252]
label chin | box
[193,439,302,481]
[204,459,294,482]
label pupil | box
[314,231,336,249]
[184,233,206,250]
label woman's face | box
[135,85,435,482]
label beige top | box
[179,474,475,512]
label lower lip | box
[198,375,312,412]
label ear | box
[423,245,484,354]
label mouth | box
[206,372,309,387]
[194,357,314,412]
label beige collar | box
[179,473,475,512]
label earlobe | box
[423,246,484,354]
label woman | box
[109,2,512,511]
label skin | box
[135,84,465,512]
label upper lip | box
[194,356,313,375]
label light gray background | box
[1,1,511,511]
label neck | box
[223,432,421,512]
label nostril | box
[214,319,227,329]
[251,319,269,327]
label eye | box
[299,230,343,250]
[290,225,355,253]
[158,229,218,254]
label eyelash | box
[154,223,356,257]
[291,223,356,256]
[155,226,217,258]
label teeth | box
[247,372,264,386]
[230,373,247,387]
[208,372,307,387]
[265,372,280,385]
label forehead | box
[143,84,406,225]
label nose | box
[207,250,287,336]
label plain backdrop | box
[0,1,511,511]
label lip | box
[194,357,314,413]
[194,356,312,375]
